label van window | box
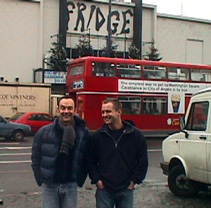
[186,102,209,131]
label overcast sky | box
[142,0,211,20]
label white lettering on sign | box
[73,80,84,89]
[44,71,66,84]
[118,79,210,94]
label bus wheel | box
[13,130,24,141]
[168,166,198,197]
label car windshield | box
[0,116,7,122]
[10,113,25,120]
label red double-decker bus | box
[66,56,211,137]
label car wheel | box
[13,130,24,141]
[168,166,198,197]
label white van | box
[161,88,211,197]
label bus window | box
[92,62,115,77]
[118,97,141,115]
[191,69,211,82]
[143,66,166,79]
[69,65,84,76]
[143,97,167,115]
[117,64,141,78]
[168,67,190,80]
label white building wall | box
[41,0,59,61]
[0,0,40,82]
[156,14,211,64]
[142,4,156,57]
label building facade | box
[1,0,211,84]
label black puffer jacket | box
[31,116,90,187]
[88,121,148,192]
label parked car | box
[10,112,55,134]
[160,88,211,197]
[0,115,31,141]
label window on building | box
[118,97,141,115]
[168,67,190,80]
[143,97,167,115]
[186,102,209,131]
[143,66,166,79]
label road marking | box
[0,189,3,193]
[0,160,31,164]
[28,192,42,196]
[0,147,161,151]
[0,170,31,174]
[148,149,162,152]
[0,153,31,156]
[1,192,42,197]
[0,142,19,145]
[145,181,167,186]
[0,147,31,150]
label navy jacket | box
[88,122,148,192]
[31,116,90,187]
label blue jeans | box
[96,188,134,208]
[42,182,77,208]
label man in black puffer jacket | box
[31,96,90,208]
[88,98,148,208]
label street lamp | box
[107,0,112,57]
[124,33,127,58]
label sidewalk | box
[1,182,211,208]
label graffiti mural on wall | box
[67,0,133,36]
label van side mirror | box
[180,116,185,130]
[180,116,188,138]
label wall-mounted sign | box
[67,0,133,37]
[44,71,66,84]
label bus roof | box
[69,56,211,69]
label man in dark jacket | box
[31,96,90,208]
[88,98,148,208]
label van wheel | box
[168,166,198,197]
[13,130,24,141]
